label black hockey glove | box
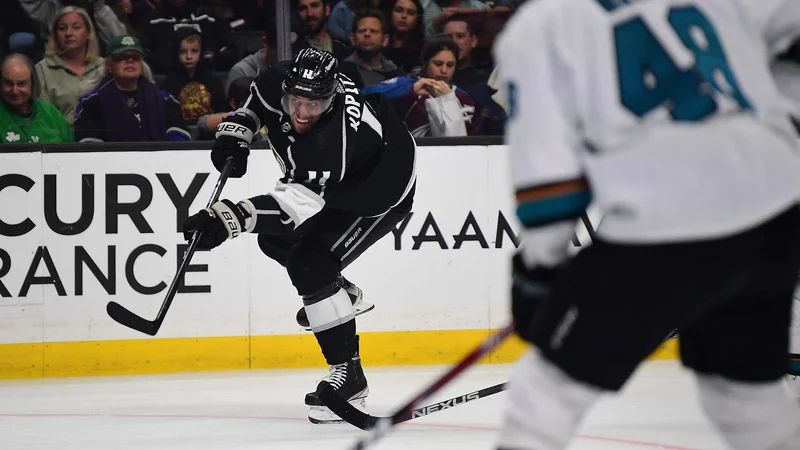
[182,199,249,250]
[511,252,563,344]
[211,115,254,178]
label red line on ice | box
[0,412,700,449]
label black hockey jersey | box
[236,61,417,235]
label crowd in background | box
[3,0,799,145]
[0,0,523,145]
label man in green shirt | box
[1,54,74,144]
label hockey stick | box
[319,323,515,449]
[322,326,680,438]
[106,158,234,336]
[321,381,507,430]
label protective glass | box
[281,94,333,118]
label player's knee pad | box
[302,283,354,331]
[286,240,340,295]
[697,374,800,450]
[497,349,602,450]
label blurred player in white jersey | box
[494,1,800,449]
[773,42,800,399]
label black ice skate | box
[296,276,374,331]
[305,346,369,424]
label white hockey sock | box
[697,374,800,450]
[303,288,355,333]
[496,349,603,450]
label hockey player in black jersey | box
[182,48,417,423]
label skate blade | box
[308,398,367,424]
[303,303,375,332]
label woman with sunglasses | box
[74,35,191,143]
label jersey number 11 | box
[615,5,753,121]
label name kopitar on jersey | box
[339,74,361,131]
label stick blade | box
[317,382,379,430]
[106,301,160,336]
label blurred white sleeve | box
[734,0,800,57]
[493,4,590,268]
[772,60,800,121]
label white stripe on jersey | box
[340,107,348,181]
[361,103,383,138]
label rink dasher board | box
[0,146,675,379]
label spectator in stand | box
[161,29,226,121]
[423,0,487,39]
[328,0,381,42]
[74,35,190,142]
[225,15,306,94]
[363,35,477,136]
[60,0,128,53]
[5,1,50,58]
[13,1,127,54]
[441,15,489,87]
[35,7,107,124]
[382,0,424,73]
[343,10,403,87]
[196,75,265,140]
[136,0,233,72]
[296,0,348,57]
[1,54,73,144]
[441,14,504,134]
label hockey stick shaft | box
[323,380,508,431]
[320,323,515,450]
[106,158,234,336]
[399,381,507,421]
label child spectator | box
[161,29,227,122]
[363,35,478,136]
[35,6,107,125]
[74,35,191,142]
[1,54,73,144]
[382,0,425,73]
[136,0,233,72]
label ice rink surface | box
[0,360,732,450]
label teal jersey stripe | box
[516,191,591,228]
[790,357,800,375]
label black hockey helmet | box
[282,48,339,100]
